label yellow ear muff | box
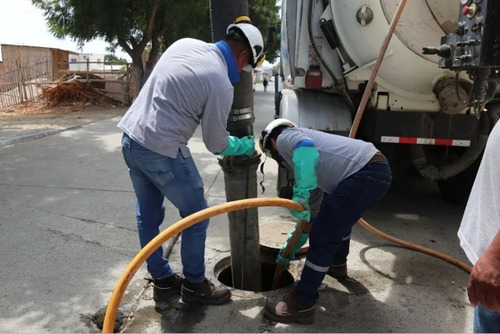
[235,16,252,24]
[255,54,266,68]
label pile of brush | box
[41,80,119,107]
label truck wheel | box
[437,154,482,205]
[436,107,497,205]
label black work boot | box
[153,273,183,302]
[327,263,348,279]
[181,279,231,305]
[264,291,316,324]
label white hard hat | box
[259,118,296,155]
[226,16,265,68]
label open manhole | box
[259,221,309,255]
[214,253,298,291]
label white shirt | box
[458,120,500,264]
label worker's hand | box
[219,135,255,156]
[240,135,255,156]
[467,250,500,312]
[290,192,310,222]
[276,224,309,266]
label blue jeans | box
[474,304,500,333]
[297,160,392,304]
[121,133,209,283]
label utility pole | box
[210,0,262,291]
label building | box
[69,53,104,71]
[0,44,131,106]
[0,44,77,81]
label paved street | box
[0,83,474,332]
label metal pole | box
[210,0,262,291]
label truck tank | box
[276,0,500,203]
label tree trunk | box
[131,54,145,99]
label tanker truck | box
[273,0,500,203]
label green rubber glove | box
[291,190,311,221]
[290,146,319,221]
[276,224,309,266]
[219,135,255,156]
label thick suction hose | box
[102,197,303,333]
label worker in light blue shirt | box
[118,17,265,306]
[259,118,392,324]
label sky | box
[0,0,131,61]
[0,0,281,64]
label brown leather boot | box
[264,292,316,324]
[153,273,183,302]
[181,279,231,305]
[327,263,348,279]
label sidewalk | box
[0,90,474,333]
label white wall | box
[68,53,105,71]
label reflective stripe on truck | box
[381,136,471,147]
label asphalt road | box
[0,83,474,332]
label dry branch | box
[41,80,122,106]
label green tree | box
[153,1,280,62]
[32,0,279,94]
[248,0,280,63]
[104,54,127,65]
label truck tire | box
[437,153,482,205]
[437,106,498,205]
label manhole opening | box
[214,254,296,292]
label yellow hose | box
[102,198,471,332]
[104,2,472,332]
[102,197,303,333]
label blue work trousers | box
[474,304,500,333]
[121,133,208,283]
[297,160,391,304]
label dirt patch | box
[0,100,126,121]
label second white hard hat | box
[259,118,296,155]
